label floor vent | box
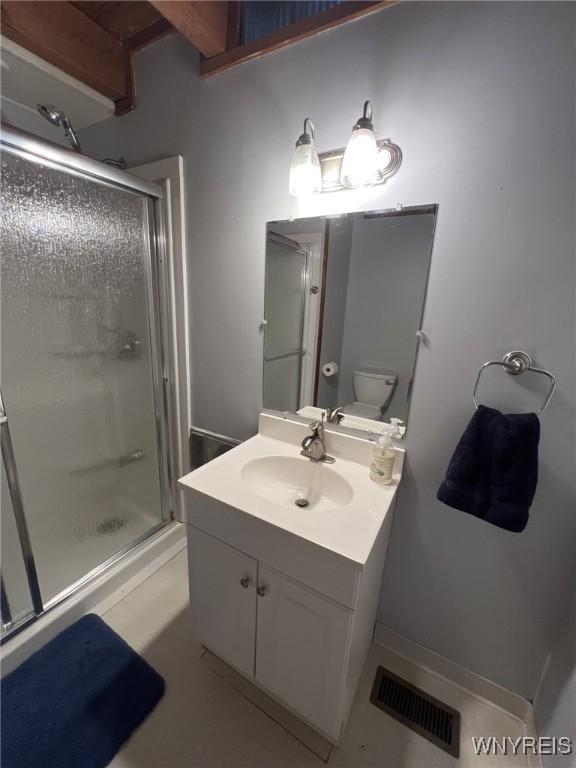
[370,666,460,758]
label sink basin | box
[179,411,404,564]
[241,455,354,511]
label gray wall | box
[79,1,576,723]
[1,99,68,146]
[336,213,435,421]
[535,608,576,767]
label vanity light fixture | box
[288,103,402,196]
[288,117,322,198]
[340,100,379,189]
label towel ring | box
[473,350,557,415]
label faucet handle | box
[309,420,324,436]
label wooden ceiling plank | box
[226,1,242,51]
[72,1,167,43]
[127,19,175,52]
[1,1,127,101]
[200,0,396,77]
[149,1,228,58]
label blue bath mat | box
[1,613,165,768]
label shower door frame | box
[0,125,177,642]
[263,234,309,412]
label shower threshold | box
[1,521,186,674]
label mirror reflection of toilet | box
[342,370,397,421]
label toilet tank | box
[353,370,397,406]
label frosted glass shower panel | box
[263,238,307,411]
[264,239,307,358]
[263,356,302,413]
[1,151,166,603]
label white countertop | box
[179,414,403,566]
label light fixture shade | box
[289,142,321,198]
[340,127,379,189]
[340,100,379,189]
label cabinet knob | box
[240,577,251,589]
[257,585,267,597]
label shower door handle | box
[0,389,44,616]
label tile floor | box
[105,551,537,768]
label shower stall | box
[263,234,308,412]
[0,127,175,641]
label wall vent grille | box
[370,666,460,758]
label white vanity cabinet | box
[187,518,391,743]
[180,411,403,743]
[188,529,257,678]
[254,564,352,738]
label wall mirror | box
[262,205,437,436]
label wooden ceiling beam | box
[200,0,396,78]
[126,18,175,52]
[71,1,168,43]
[225,1,242,52]
[148,1,228,58]
[1,1,127,101]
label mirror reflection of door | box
[263,235,308,412]
[263,224,325,413]
[263,206,437,434]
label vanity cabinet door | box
[188,527,257,678]
[255,565,352,740]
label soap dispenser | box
[369,434,395,485]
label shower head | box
[37,104,62,125]
[37,104,82,153]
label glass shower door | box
[263,237,307,412]
[1,147,169,610]
[1,449,37,634]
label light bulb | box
[289,118,321,198]
[340,101,379,189]
[289,144,321,197]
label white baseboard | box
[1,522,187,676]
[374,623,533,723]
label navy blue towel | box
[1,613,165,768]
[437,405,540,532]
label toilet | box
[342,370,397,420]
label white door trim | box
[291,231,324,407]
[130,156,190,520]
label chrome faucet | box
[326,406,345,424]
[300,421,335,464]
